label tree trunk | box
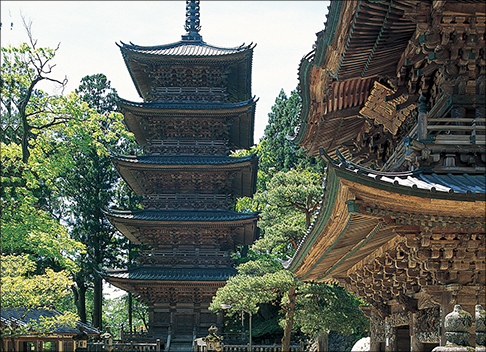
[93,274,103,330]
[73,281,87,323]
[318,330,329,352]
[281,286,296,352]
[93,229,103,330]
[128,293,133,333]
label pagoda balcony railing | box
[145,139,229,156]
[143,193,231,202]
[142,193,232,211]
[139,248,228,258]
[149,139,228,147]
[425,117,485,145]
[148,86,228,103]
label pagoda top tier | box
[117,1,255,104]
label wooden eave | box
[295,0,417,152]
[112,156,257,198]
[101,276,227,296]
[118,99,256,149]
[286,163,485,282]
[104,212,258,247]
[295,76,374,158]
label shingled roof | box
[1,308,100,336]
[102,266,237,282]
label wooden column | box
[385,322,397,352]
[417,95,428,141]
[410,312,424,352]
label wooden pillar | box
[417,96,428,141]
[385,322,397,352]
[410,312,424,352]
[369,308,385,351]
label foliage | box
[292,285,369,337]
[103,294,149,339]
[58,73,140,328]
[257,88,326,179]
[0,18,68,164]
[0,30,138,330]
[1,255,73,309]
[253,168,322,258]
[0,254,78,341]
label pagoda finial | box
[182,0,202,41]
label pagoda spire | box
[182,0,202,41]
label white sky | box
[1,1,330,299]
[1,1,330,142]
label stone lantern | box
[73,327,89,351]
[432,305,473,352]
[100,332,113,351]
[202,325,224,352]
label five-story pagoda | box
[102,0,258,340]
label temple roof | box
[284,155,486,281]
[293,0,419,159]
[118,96,257,110]
[118,97,256,149]
[102,266,237,282]
[118,40,254,102]
[1,308,101,336]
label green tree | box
[0,18,67,164]
[61,73,139,329]
[0,255,78,352]
[258,88,325,178]
[253,169,322,258]
[103,295,149,339]
[213,165,368,350]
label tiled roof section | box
[104,209,259,222]
[323,149,486,195]
[118,96,257,110]
[362,171,485,195]
[111,153,257,166]
[118,40,254,57]
[1,308,100,335]
[103,266,237,281]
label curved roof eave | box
[117,96,258,112]
[285,156,486,274]
[110,152,258,166]
[293,1,345,147]
[118,40,256,58]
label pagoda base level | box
[149,301,222,339]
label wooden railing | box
[87,340,162,352]
[426,117,485,145]
[193,342,304,352]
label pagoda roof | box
[118,97,256,149]
[110,153,258,197]
[117,40,254,102]
[104,209,258,246]
[102,266,237,282]
[104,209,259,222]
[118,40,255,58]
[118,96,257,111]
[111,153,257,166]
[284,153,486,282]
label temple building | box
[101,0,258,343]
[284,1,485,351]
